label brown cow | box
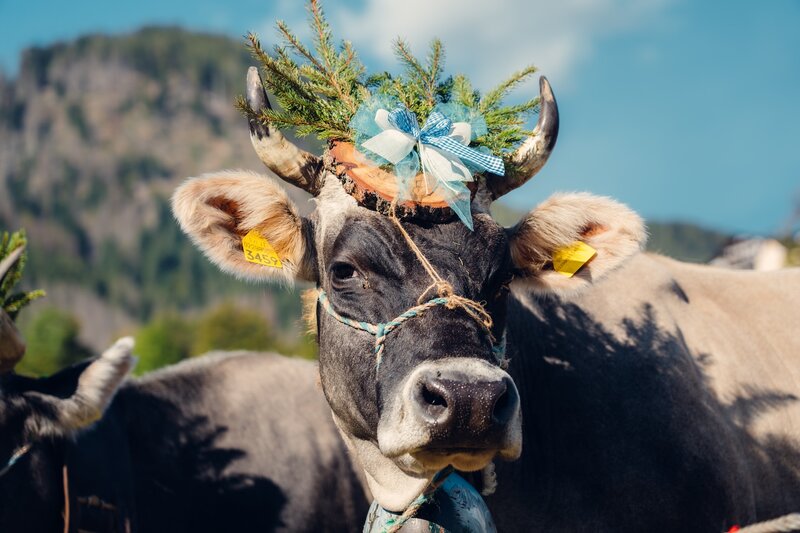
[173,68,800,531]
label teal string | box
[317,290,506,371]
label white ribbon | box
[361,109,474,195]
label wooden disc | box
[329,142,475,222]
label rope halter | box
[318,199,507,371]
[0,443,32,478]
[317,289,506,370]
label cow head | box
[0,247,135,524]
[173,69,646,510]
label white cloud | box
[331,0,673,92]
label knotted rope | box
[317,200,506,369]
[382,466,454,533]
[0,443,31,478]
[318,201,506,529]
[388,201,494,333]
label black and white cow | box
[173,68,800,531]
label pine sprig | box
[1,230,45,320]
[240,0,542,157]
[382,38,448,118]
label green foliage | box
[646,221,730,263]
[134,313,194,375]
[239,0,367,141]
[191,302,274,355]
[132,301,316,375]
[1,230,45,320]
[239,0,540,162]
[17,308,90,376]
[373,38,450,120]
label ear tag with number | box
[552,241,597,277]
[242,230,283,269]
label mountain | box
[0,27,732,354]
[0,27,312,351]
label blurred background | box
[1,0,798,376]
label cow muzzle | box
[377,358,522,473]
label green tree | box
[134,313,194,375]
[191,302,275,355]
[18,308,91,376]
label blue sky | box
[1,0,798,235]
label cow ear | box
[507,192,646,295]
[172,170,315,283]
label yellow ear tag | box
[552,241,597,278]
[242,230,283,269]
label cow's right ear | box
[507,192,646,296]
[172,170,315,284]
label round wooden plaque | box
[328,141,476,222]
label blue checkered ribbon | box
[387,108,505,176]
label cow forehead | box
[320,214,508,284]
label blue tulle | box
[348,97,491,230]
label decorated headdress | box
[237,0,559,229]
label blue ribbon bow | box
[387,108,505,176]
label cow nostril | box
[491,380,516,426]
[422,383,448,408]
[415,380,451,423]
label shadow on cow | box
[1,349,369,533]
[488,293,800,532]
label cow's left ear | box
[507,192,646,295]
[172,170,316,284]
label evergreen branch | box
[480,65,538,113]
[4,290,45,319]
[452,74,478,108]
[426,39,444,106]
[0,229,44,318]
[276,21,326,73]
[308,0,358,114]
[393,38,429,85]
[240,0,541,151]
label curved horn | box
[246,67,325,196]
[0,245,26,374]
[0,244,24,283]
[486,76,560,199]
[21,338,135,436]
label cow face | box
[174,175,645,510]
[172,70,646,510]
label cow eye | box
[331,262,359,281]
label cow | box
[172,67,800,532]
[1,252,368,532]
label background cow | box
[1,251,368,533]
[173,68,800,531]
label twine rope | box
[383,466,454,533]
[0,443,31,478]
[387,201,494,333]
[318,200,502,529]
[317,199,504,369]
